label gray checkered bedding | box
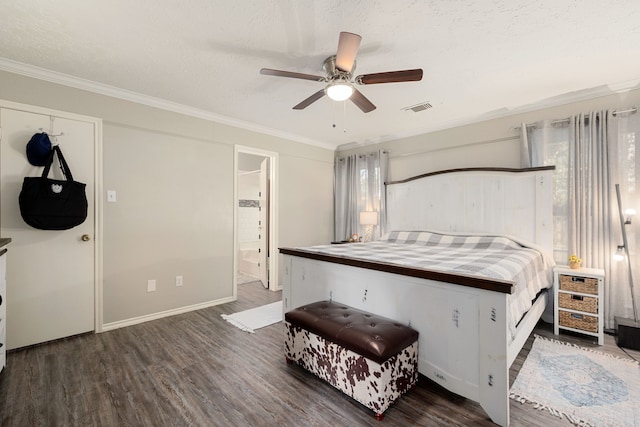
[302,231,554,338]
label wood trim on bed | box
[279,247,514,294]
[385,166,555,185]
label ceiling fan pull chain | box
[332,101,337,129]
[343,100,347,133]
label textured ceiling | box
[1,1,639,150]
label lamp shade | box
[359,211,379,226]
[625,208,637,224]
[326,82,354,101]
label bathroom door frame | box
[233,145,279,296]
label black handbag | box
[19,145,88,230]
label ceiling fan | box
[260,32,423,113]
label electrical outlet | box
[147,279,156,292]
[176,275,183,287]
[107,190,117,202]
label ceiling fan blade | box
[356,69,423,85]
[335,32,362,72]
[350,89,376,113]
[260,68,325,82]
[293,89,326,110]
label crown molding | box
[0,58,335,151]
[337,79,640,151]
[3,58,638,155]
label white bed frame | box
[281,167,554,426]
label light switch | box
[107,190,117,202]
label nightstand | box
[554,266,604,345]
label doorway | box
[234,146,278,301]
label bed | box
[280,167,555,427]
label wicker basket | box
[558,292,598,313]
[559,274,598,295]
[558,310,598,333]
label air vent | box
[402,102,433,112]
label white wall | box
[238,171,260,200]
[237,171,260,243]
[8,68,635,328]
[0,70,334,326]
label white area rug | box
[510,334,640,426]
[221,301,282,333]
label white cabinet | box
[554,266,604,345]
[0,247,7,372]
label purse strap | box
[41,145,74,181]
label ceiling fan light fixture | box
[326,82,354,101]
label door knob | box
[81,234,91,242]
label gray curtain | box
[522,110,640,328]
[334,150,388,241]
[334,155,357,241]
[568,112,612,280]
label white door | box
[0,107,96,349]
[258,159,268,289]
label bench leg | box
[285,356,293,365]
[374,412,385,421]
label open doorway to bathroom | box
[234,146,279,301]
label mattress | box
[301,230,555,338]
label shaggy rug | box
[510,335,640,426]
[221,300,282,333]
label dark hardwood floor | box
[1,282,638,426]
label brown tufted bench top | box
[285,300,418,364]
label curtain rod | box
[613,107,638,116]
[522,106,637,127]
[336,150,389,160]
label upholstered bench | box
[284,300,419,420]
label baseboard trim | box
[100,296,236,332]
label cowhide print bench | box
[284,300,419,421]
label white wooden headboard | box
[386,167,555,254]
